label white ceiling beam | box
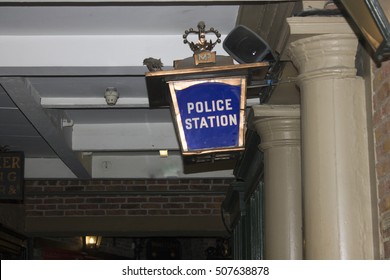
[0,77,91,178]
[0,66,148,77]
[91,153,234,179]
[43,97,260,109]
[25,158,77,179]
[41,97,150,108]
[72,122,180,151]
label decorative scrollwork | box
[183,21,221,53]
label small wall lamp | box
[339,0,390,62]
[83,235,102,250]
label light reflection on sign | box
[169,77,246,154]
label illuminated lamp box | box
[145,61,270,163]
[169,77,246,159]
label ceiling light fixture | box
[159,150,169,158]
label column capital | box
[288,33,358,79]
[250,105,300,151]
[285,17,358,81]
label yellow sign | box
[0,152,24,200]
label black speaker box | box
[223,25,275,64]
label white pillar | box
[251,105,302,259]
[287,18,375,259]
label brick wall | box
[24,179,233,218]
[373,60,390,259]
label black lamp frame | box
[340,0,390,62]
[365,0,390,61]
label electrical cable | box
[220,204,233,235]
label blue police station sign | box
[169,77,246,154]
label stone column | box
[287,19,375,259]
[251,105,302,260]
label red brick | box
[69,180,81,186]
[65,186,84,192]
[382,226,390,239]
[189,179,202,184]
[25,211,44,217]
[58,204,77,210]
[127,210,147,215]
[79,180,90,186]
[132,179,146,185]
[148,185,168,191]
[379,195,390,213]
[191,209,211,215]
[43,198,63,204]
[64,210,84,216]
[88,185,105,191]
[210,185,228,192]
[127,185,147,191]
[36,205,56,210]
[91,180,103,185]
[99,204,120,209]
[170,197,190,202]
[384,240,390,260]
[206,203,221,209]
[25,198,43,204]
[25,205,36,210]
[163,203,183,209]
[121,204,140,209]
[45,211,64,216]
[107,185,127,191]
[65,198,84,204]
[141,203,161,209]
[25,186,44,193]
[58,181,69,186]
[212,179,225,184]
[78,204,99,210]
[43,186,64,192]
[106,210,126,216]
[168,185,189,191]
[169,209,190,215]
[150,179,168,185]
[378,178,390,198]
[85,197,106,203]
[121,180,134,185]
[148,209,168,215]
[189,185,210,191]
[213,196,225,202]
[85,210,105,216]
[148,197,169,203]
[107,197,126,203]
[184,203,204,209]
[127,197,147,203]
[191,196,212,202]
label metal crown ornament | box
[183,21,221,65]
